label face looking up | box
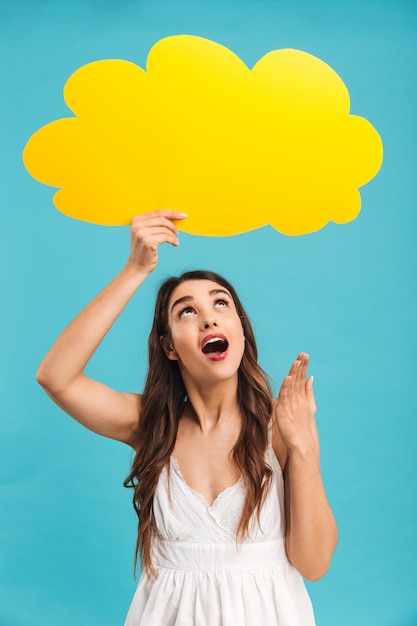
[164,279,246,387]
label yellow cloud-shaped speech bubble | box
[23,35,383,236]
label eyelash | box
[178,306,195,318]
[216,298,228,307]
[178,299,229,319]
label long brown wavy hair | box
[124,270,274,580]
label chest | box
[171,424,241,508]
[152,434,285,544]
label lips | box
[201,333,229,356]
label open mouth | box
[201,335,229,355]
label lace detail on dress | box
[152,456,247,543]
[151,419,285,545]
[170,455,243,508]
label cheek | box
[233,327,246,358]
[239,337,246,360]
[169,328,194,356]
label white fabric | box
[125,425,316,625]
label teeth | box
[204,337,223,347]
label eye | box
[178,306,196,319]
[215,298,229,308]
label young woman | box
[36,210,338,625]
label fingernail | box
[178,213,187,218]
[310,376,314,385]
[295,360,301,368]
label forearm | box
[36,263,148,393]
[285,444,338,581]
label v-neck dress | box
[124,425,316,626]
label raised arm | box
[36,210,186,447]
[272,353,338,581]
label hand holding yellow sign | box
[23,35,382,236]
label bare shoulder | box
[271,413,288,472]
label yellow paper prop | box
[23,35,383,236]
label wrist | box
[123,259,152,281]
[287,435,319,460]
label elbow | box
[36,364,55,392]
[296,551,334,581]
[306,535,338,582]
[302,562,331,582]
[36,364,63,396]
[36,364,81,399]
[303,539,338,582]
[36,366,48,389]
[287,536,338,582]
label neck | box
[181,374,241,434]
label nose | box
[202,314,218,330]
[203,319,218,329]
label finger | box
[290,353,307,392]
[294,357,304,391]
[288,359,301,392]
[306,376,316,412]
[132,217,181,237]
[156,235,180,248]
[131,210,187,225]
[144,232,180,248]
[134,225,181,241]
[288,358,300,376]
[299,353,309,389]
[132,226,181,249]
[278,375,292,400]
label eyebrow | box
[170,289,231,314]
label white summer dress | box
[125,424,316,626]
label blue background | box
[1,1,416,624]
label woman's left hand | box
[275,353,338,580]
[273,353,318,454]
